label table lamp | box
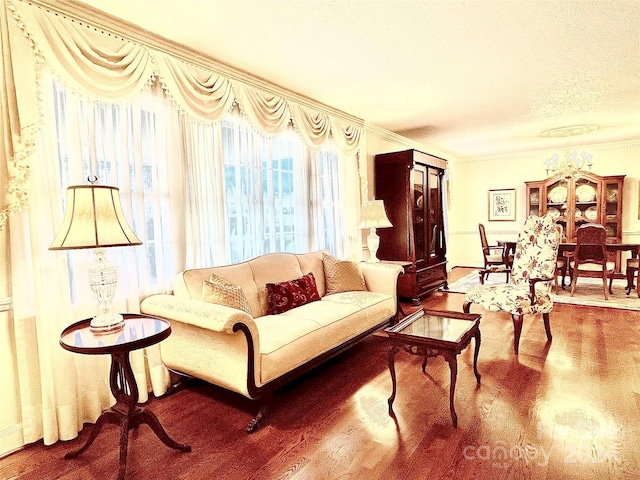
[49,180,142,334]
[358,199,392,263]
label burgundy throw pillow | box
[266,272,321,315]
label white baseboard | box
[0,424,24,459]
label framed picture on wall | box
[488,188,516,221]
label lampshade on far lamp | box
[49,182,142,334]
[358,199,392,263]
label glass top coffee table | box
[385,308,482,427]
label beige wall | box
[446,140,640,268]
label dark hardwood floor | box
[2,267,639,479]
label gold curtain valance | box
[0,0,364,229]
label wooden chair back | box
[478,223,490,254]
[574,223,608,264]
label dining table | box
[497,239,640,297]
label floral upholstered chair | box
[463,214,560,354]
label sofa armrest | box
[359,263,404,297]
[140,294,257,335]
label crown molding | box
[365,122,456,160]
[365,122,424,148]
[456,138,640,164]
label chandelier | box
[544,150,593,179]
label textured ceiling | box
[76,0,640,158]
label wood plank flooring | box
[1,267,639,479]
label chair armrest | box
[140,294,256,335]
[528,276,554,301]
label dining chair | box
[464,215,560,354]
[478,223,511,283]
[625,257,639,297]
[568,223,615,300]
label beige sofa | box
[140,250,403,432]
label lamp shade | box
[358,200,392,229]
[49,185,142,250]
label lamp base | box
[90,312,125,334]
[367,228,381,263]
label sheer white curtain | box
[183,113,358,267]
[9,76,182,445]
[9,72,359,447]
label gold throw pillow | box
[323,253,367,294]
[201,274,252,315]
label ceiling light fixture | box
[540,125,598,179]
[540,124,600,138]
[544,149,593,179]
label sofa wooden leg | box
[247,397,272,434]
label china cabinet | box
[525,173,624,242]
[374,149,447,305]
[525,172,625,272]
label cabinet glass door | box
[427,168,441,262]
[546,178,568,233]
[411,165,426,264]
[574,176,599,233]
[603,179,621,239]
[528,187,541,217]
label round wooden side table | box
[60,313,190,480]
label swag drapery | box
[0,0,366,448]
[1,0,365,232]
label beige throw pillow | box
[201,274,252,315]
[323,254,367,294]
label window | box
[220,117,345,263]
[50,80,175,297]
[50,79,350,292]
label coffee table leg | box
[473,330,482,384]
[387,345,399,415]
[443,353,458,427]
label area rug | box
[445,270,640,311]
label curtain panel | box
[0,0,367,450]
[1,0,365,230]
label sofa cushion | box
[266,272,321,314]
[201,274,252,315]
[323,254,367,294]
[257,291,395,384]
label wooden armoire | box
[374,149,448,305]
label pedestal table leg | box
[65,350,190,480]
